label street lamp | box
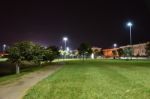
[113,43,117,59]
[127,22,133,59]
[113,43,117,48]
[3,44,6,52]
[127,22,133,45]
[63,37,68,50]
[63,37,68,59]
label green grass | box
[24,59,150,99]
[0,58,7,62]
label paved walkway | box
[0,65,62,99]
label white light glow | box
[3,44,6,47]
[127,22,133,27]
[66,47,70,51]
[91,53,94,59]
[113,43,117,48]
[63,37,68,41]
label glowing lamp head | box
[63,37,68,41]
[3,44,6,48]
[113,43,117,48]
[127,22,133,27]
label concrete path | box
[0,65,62,99]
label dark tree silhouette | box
[78,43,92,60]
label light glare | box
[127,22,133,27]
[63,37,68,41]
[113,43,117,47]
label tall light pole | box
[113,43,117,48]
[3,44,6,52]
[127,22,133,59]
[113,43,117,59]
[127,22,133,45]
[63,37,68,59]
[63,37,68,50]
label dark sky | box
[0,0,150,50]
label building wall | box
[102,48,118,57]
[132,43,146,56]
[102,42,148,58]
[91,47,101,52]
[120,43,147,56]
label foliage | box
[7,41,37,74]
[43,49,54,62]
[48,46,60,59]
[78,43,92,60]
[8,47,22,65]
[32,44,44,64]
[117,48,124,57]
[7,41,59,73]
[123,47,132,57]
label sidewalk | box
[0,65,62,99]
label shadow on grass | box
[0,61,58,77]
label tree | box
[112,50,117,59]
[48,46,60,59]
[78,43,92,60]
[7,41,60,74]
[42,46,60,62]
[146,42,150,57]
[123,47,132,57]
[8,41,42,74]
[123,47,132,60]
[32,44,44,65]
[8,46,22,74]
[117,48,124,57]
[14,41,35,61]
[43,49,54,62]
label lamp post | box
[113,43,117,48]
[113,43,117,59]
[63,37,68,50]
[127,22,133,59]
[3,44,6,52]
[63,37,68,59]
[127,22,133,45]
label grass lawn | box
[24,59,150,99]
[0,58,7,62]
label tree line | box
[7,41,59,74]
[5,41,150,74]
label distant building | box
[120,43,147,57]
[91,47,102,58]
[91,47,102,52]
[102,48,119,58]
[102,42,148,58]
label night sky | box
[0,0,150,50]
